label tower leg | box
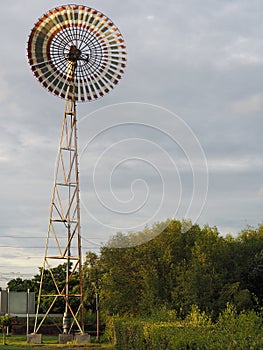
[34,99,84,334]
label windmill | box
[27,4,127,335]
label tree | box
[94,220,263,317]
[248,250,263,306]
[7,263,79,313]
[82,251,103,311]
[6,219,263,320]
[100,245,142,315]
[0,315,12,345]
[7,277,37,292]
[37,263,80,313]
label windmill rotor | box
[27,4,127,102]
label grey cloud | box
[0,0,263,285]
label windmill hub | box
[68,45,82,63]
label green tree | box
[7,277,37,292]
[7,263,79,313]
[6,219,263,320]
[37,263,79,313]
[82,251,103,311]
[248,249,263,306]
[100,244,141,315]
[0,315,12,345]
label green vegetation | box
[0,335,116,349]
[107,305,263,349]
[6,219,263,348]
[0,315,12,345]
[7,263,80,314]
[90,220,263,318]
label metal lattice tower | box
[27,4,127,334]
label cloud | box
[208,155,263,173]
[1,0,263,286]
[231,93,263,114]
[0,75,10,103]
[146,15,155,21]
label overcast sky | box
[1,0,263,287]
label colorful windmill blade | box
[27,4,127,102]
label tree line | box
[7,219,263,320]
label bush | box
[110,306,263,350]
[0,315,12,345]
[114,319,146,350]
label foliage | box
[0,334,116,349]
[184,304,212,327]
[0,315,12,345]
[82,251,104,311]
[7,219,263,325]
[7,277,37,292]
[110,306,263,350]
[7,263,79,314]
[83,219,263,318]
[0,315,12,328]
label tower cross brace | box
[34,99,84,334]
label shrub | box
[110,306,263,350]
[0,315,12,345]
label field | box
[0,335,116,350]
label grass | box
[0,335,116,349]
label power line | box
[0,235,100,241]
